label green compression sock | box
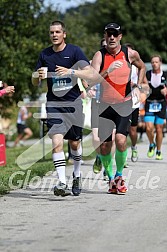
[115,149,127,177]
[100,153,113,180]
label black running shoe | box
[72,173,82,196]
[53,182,71,197]
[103,170,108,181]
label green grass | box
[0,145,52,195]
[0,139,96,196]
[0,136,132,196]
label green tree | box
[77,0,167,62]
[1,0,167,119]
[63,11,100,60]
[0,0,61,117]
[0,0,43,116]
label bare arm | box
[32,72,40,86]
[91,51,123,80]
[0,86,15,97]
[55,64,95,81]
[32,68,47,86]
[129,48,151,102]
[54,50,123,87]
[128,48,146,85]
[55,51,104,84]
[91,51,102,74]
[20,107,32,121]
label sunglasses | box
[106,30,119,37]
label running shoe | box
[53,182,71,197]
[108,179,117,194]
[19,140,25,146]
[114,176,127,194]
[147,143,156,158]
[156,152,163,160]
[93,155,102,174]
[131,149,138,162]
[103,170,108,181]
[67,158,74,165]
[67,158,84,165]
[123,162,129,168]
[72,173,82,196]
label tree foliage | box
[0,0,44,116]
[0,0,63,116]
[79,0,167,61]
[0,0,167,118]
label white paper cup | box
[41,67,48,78]
[0,81,3,87]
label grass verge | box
[0,139,96,196]
[0,136,132,196]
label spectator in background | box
[0,81,15,97]
[14,105,33,147]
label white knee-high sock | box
[53,152,66,184]
[71,145,82,177]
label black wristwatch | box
[85,85,91,92]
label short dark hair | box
[50,20,66,32]
[151,55,162,62]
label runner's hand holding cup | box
[38,67,48,79]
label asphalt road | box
[1,134,167,252]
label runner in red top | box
[90,22,146,194]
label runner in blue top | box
[32,20,90,197]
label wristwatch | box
[71,69,75,76]
[132,84,142,90]
[85,85,90,92]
